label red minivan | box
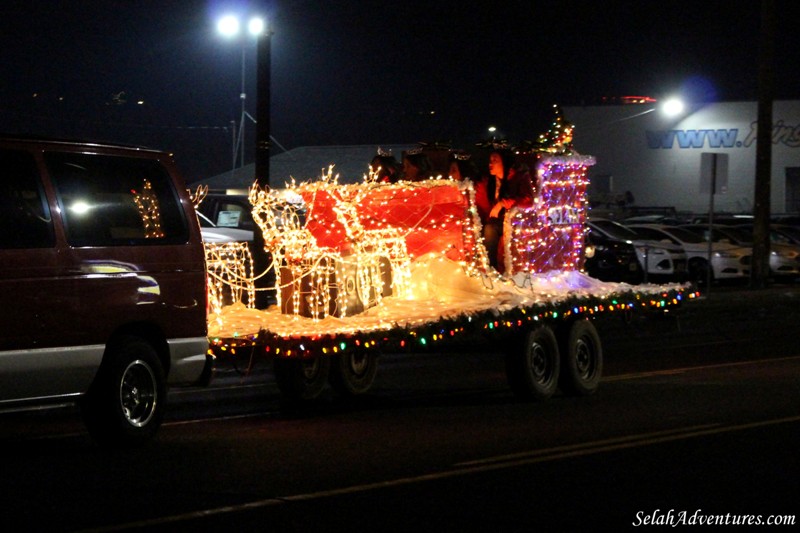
[0,136,210,446]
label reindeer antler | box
[189,185,208,208]
[248,182,278,239]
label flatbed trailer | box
[204,152,696,402]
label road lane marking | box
[453,416,800,469]
[452,424,721,467]
[82,414,800,532]
[606,355,800,382]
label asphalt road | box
[1,283,799,532]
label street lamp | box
[217,14,266,174]
[661,97,685,117]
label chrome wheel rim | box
[119,359,158,428]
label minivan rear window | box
[0,149,55,248]
[46,152,189,246]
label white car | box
[630,224,751,285]
[197,211,254,243]
[770,224,800,246]
[683,224,800,280]
[587,219,687,283]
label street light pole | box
[217,14,265,176]
[229,120,236,170]
[239,43,246,172]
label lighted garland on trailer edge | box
[208,287,698,359]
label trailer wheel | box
[273,356,330,401]
[329,351,379,396]
[505,326,560,400]
[559,319,603,396]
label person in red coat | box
[474,148,534,271]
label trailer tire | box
[559,319,602,396]
[273,356,330,401]
[505,326,560,400]
[329,351,378,396]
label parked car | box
[737,222,800,247]
[587,219,687,283]
[771,213,800,227]
[689,214,753,226]
[770,224,800,246]
[195,192,256,232]
[198,211,254,243]
[0,135,211,447]
[582,229,643,284]
[621,214,684,226]
[196,189,305,232]
[683,224,800,280]
[628,224,751,285]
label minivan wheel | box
[80,336,166,448]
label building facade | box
[564,100,800,215]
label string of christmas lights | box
[202,107,697,362]
[205,241,256,318]
[132,179,165,238]
[208,287,697,359]
[504,155,594,276]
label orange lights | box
[200,148,691,360]
[204,241,256,316]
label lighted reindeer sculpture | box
[249,182,347,319]
[248,168,412,319]
[190,185,256,315]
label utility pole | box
[254,23,272,188]
[252,18,273,308]
[751,0,774,289]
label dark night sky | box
[2,1,799,182]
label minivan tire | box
[80,336,166,448]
